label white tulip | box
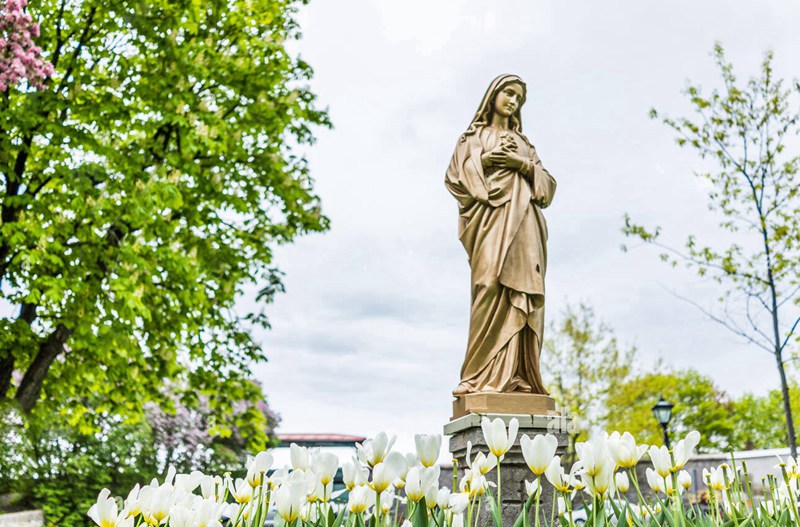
[343,460,369,490]
[520,433,558,475]
[357,432,397,466]
[425,484,439,510]
[615,471,630,493]
[415,434,442,468]
[275,481,307,523]
[315,452,339,485]
[608,431,648,468]
[556,496,566,517]
[459,468,488,497]
[405,466,440,502]
[120,484,142,519]
[648,445,672,478]
[673,431,701,470]
[525,479,541,498]
[645,467,666,494]
[480,417,519,459]
[703,463,731,491]
[545,456,570,492]
[348,485,373,514]
[370,451,405,493]
[678,469,692,491]
[229,478,253,504]
[584,459,615,497]
[575,434,611,477]
[290,443,310,471]
[246,451,274,487]
[378,489,396,515]
[87,488,119,527]
[144,484,174,524]
[436,487,451,509]
[448,492,470,514]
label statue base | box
[445,413,571,527]
[452,393,557,420]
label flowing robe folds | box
[445,127,556,394]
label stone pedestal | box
[452,393,557,420]
[445,413,571,527]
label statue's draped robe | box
[445,127,556,393]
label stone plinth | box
[445,413,571,527]
[452,393,557,420]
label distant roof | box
[277,433,366,448]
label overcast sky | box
[248,0,800,454]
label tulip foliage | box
[88,421,800,527]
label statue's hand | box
[484,146,525,171]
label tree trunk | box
[0,353,13,399]
[776,351,797,458]
[15,324,72,412]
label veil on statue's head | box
[461,74,527,142]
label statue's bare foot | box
[452,383,470,397]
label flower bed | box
[87,418,799,527]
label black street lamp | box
[651,396,674,448]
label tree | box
[0,0,329,439]
[623,44,800,456]
[542,302,636,462]
[731,386,800,450]
[605,369,734,452]
[0,382,277,526]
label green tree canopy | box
[0,0,329,443]
[605,369,734,452]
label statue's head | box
[463,74,527,140]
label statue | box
[445,74,557,397]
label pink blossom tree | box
[0,0,53,91]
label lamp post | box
[651,396,674,448]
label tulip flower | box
[645,467,664,493]
[648,445,672,478]
[275,480,307,523]
[608,431,648,468]
[144,484,174,524]
[415,433,442,468]
[229,478,253,504]
[545,456,571,492]
[246,451,274,487]
[348,485,373,514]
[465,441,498,475]
[481,417,519,459]
[673,431,701,470]
[357,431,397,466]
[520,433,558,475]
[370,451,405,493]
[436,487,451,509]
[88,488,125,527]
[703,463,731,491]
[556,496,566,517]
[290,443,310,471]
[615,471,630,493]
[343,460,369,491]
[575,434,611,477]
[315,452,339,486]
[405,466,440,502]
[525,479,541,498]
[678,469,692,491]
[584,459,615,497]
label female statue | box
[445,74,557,396]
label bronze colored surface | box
[446,74,557,397]
[451,393,557,420]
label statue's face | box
[492,82,524,118]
